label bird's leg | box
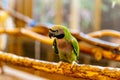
[71,61,78,69]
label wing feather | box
[71,37,79,57]
[53,38,59,54]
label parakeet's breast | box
[56,38,77,63]
[56,39,72,53]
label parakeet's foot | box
[56,61,63,69]
[71,61,78,69]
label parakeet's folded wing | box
[71,37,79,57]
[53,38,59,54]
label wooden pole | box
[93,0,102,31]
[69,0,80,32]
[54,0,63,24]
[24,0,33,18]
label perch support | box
[0,51,120,80]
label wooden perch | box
[0,51,120,80]
[88,30,120,38]
[20,29,53,45]
[79,41,120,61]
[30,25,49,35]
[72,32,120,51]
[0,5,33,24]
[0,28,53,45]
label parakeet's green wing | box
[53,38,59,54]
[71,36,79,57]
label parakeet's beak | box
[49,29,55,38]
[49,32,54,38]
[49,29,65,39]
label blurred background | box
[0,0,120,68]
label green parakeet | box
[49,25,79,64]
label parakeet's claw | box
[71,61,78,69]
[56,61,63,69]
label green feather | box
[59,25,79,57]
[71,36,79,57]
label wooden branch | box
[0,66,44,80]
[0,5,33,24]
[0,28,53,45]
[29,25,49,35]
[20,28,53,45]
[88,30,120,38]
[0,51,120,79]
[79,41,120,61]
[72,32,120,51]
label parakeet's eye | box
[49,29,59,33]
[49,29,56,32]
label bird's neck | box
[64,34,72,41]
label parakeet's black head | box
[49,25,71,39]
